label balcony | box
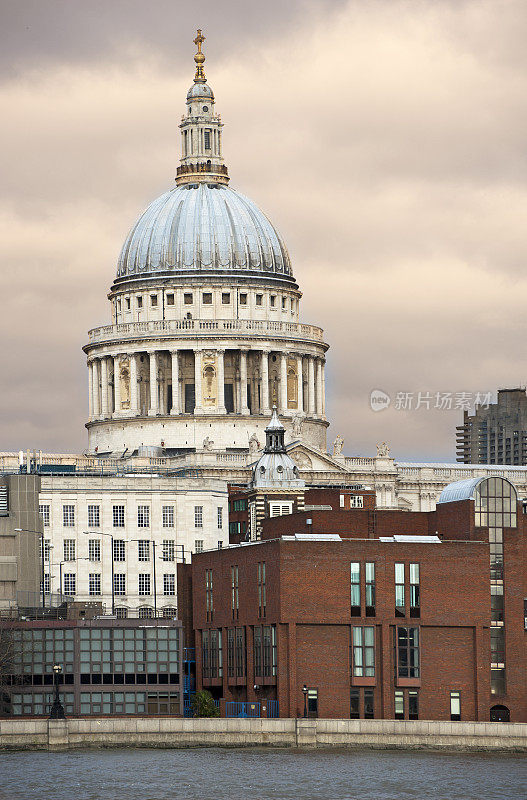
[86,318,326,347]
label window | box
[205,569,213,621]
[138,540,150,561]
[125,297,130,310]
[137,296,143,309]
[89,573,101,596]
[217,507,223,529]
[350,562,360,615]
[409,690,419,720]
[41,573,51,595]
[87,504,100,528]
[239,293,247,305]
[166,293,174,305]
[39,504,50,527]
[202,629,222,679]
[184,293,193,305]
[258,561,266,618]
[204,129,211,149]
[450,691,461,721]
[350,495,364,508]
[228,627,247,678]
[113,540,126,562]
[222,292,231,304]
[307,689,318,717]
[202,292,212,304]
[63,539,76,561]
[282,296,287,310]
[138,607,154,619]
[115,607,128,619]
[233,499,247,511]
[195,540,204,553]
[396,626,420,678]
[139,574,151,596]
[137,505,150,528]
[395,563,405,617]
[113,505,125,528]
[194,506,203,528]
[365,562,375,616]
[114,574,126,596]
[162,506,174,528]
[231,566,239,619]
[63,505,75,527]
[162,540,175,562]
[150,294,158,307]
[394,690,404,720]
[270,295,276,307]
[63,573,76,596]
[254,625,277,678]
[352,626,375,677]
[350,688,375,720]
[350,689,360,719]
[88,539,101,562]
[39,538,51,561]
[164,574,175,596]
[269,502,292,517]
[217,541,223,549]
[410,563,420,617]
[256,294,263,306]
[364,688,374,719]
[163,607,177,618]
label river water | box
[0,747,525,800]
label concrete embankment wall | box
[1,717,526,752]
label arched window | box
[490,704,510,722]
[138,606,154,619]
[162,607,177,619]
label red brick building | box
[183,471,527,722]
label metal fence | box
[226,702,261,718]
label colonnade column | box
[239,348,250,415]
[280,352,288,412]
[148,351,158,416]
[261,350,270,415]
[308,356,315,416]
[170,350,180,415]
[113,355,121,417]
[130,353,139,415]
[93,359,101,418]
[88,361,94,420]
[321,358,326,416]
[217,349,226,413]
[316,358,323,417]
[100,356,109,418]
[296,355,304,414]
[194,349,203,414]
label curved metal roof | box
[437,475,517,504]
[187,82,214,100]
[117,184,293,279]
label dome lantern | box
[177,30,229,187]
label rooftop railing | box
[87,318,325,344]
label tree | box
[190,690,220,718]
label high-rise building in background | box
[456,388,527,465]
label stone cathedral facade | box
[84,31,327,457]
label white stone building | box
[3,33,527,615]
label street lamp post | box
[49,664,65,719]
[15,527,45,610]
[302,684,308,718]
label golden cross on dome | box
[194,29,205,53]
[193,29,206,81]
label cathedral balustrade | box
[86,318,325,346]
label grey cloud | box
[0,0,526,459]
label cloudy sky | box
[1,0,526,460]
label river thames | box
[0,747,525,800]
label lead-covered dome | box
[117,183,293,278]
